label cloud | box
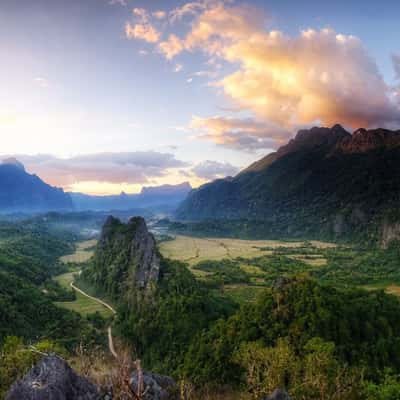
[125,22,161,43]
[191,115,292,151]
[127,0,400,135]
[4,152,189,190]
[125,8,161,43]
[169,1,208,22]
[34,77,49,88]
[393,54,400,80]
[191,160,239,179]
[109,0,127,6]
[159,34,185,59]
[153,10,167,19]
[174,63,183,73]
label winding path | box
[70,281,118,359]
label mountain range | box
[0,157,191,214]
[176,125,400,244]
[0,158,72,212]
[70,182,191,212]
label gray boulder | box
[264,389,291,400]
[6,355,99,400]
[131,370,178,400]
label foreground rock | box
[264,389,291,400]
[6,355,99,400]
[131,370,178,400]
[6,355,179,400]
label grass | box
[159,235,334,266]
[60,239,97,264]
[223,284,267,303]
[54,271,112,318]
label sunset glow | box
[1,0,399,194]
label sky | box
[1,0,399,194]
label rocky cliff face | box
[177,125,400,245]
[381,220,400,248]
[84,216,161,299]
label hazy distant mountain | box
[0,159,73,213]
[70,182,192,212]
[176,125,400,244]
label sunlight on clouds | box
[125,22,161,43]
[159,35,184,59]
[2,153,208,195]
[191,115,291,150]
[125,0,400,150]
[125,8,161,43]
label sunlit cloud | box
[125,8,161,43]
[191,160,239,179]
[159,34,184,59]
[174,63,183,73]
[153,10,167,19]
[125,22,161,43]
[191,115,292,151]
[126,0,400,150]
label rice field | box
[159,235,333,266]
[55,239,111,317]
[54,271,112,318]
[60,239,97,264]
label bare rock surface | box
[6,355,99,400]
[264,389,291,400]
[131,370,178,400]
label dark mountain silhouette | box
[176,125,400,244]
[0,159,73,213]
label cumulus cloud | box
[4,152,189,190]
[125,0,400,150]
[191,115,292,151]
[159,34,185,59]
[125,22,160,43]
[125,8,161,43]
[191,160,239,179]
[174,63,183,73]
[153,10,167,19]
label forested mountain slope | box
[0,159,72,213]
[177,125,400,244]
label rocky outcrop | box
[131,370,178,400]
[128,217,161,288]
[85,216,161,299]
[6,355,179,400]
[263,389,291,400]
[337,128,400,154]
[6,355,99,400]
[381,220,400,248]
